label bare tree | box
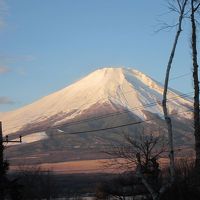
[162,0,188,183]
[106,131,166,169]
[190,0,200,172]
[105,131,167,200]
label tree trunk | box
[191,0,200,172]
[162,0,187,183]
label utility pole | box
[0,121,22,200]
[0,121,5,200]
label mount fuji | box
[1,68,194,166]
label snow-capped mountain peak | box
[0,67,192,135]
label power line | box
[55,91,193,129]
[169,72,191,81]
[5,91,193,136]
[60,109,193,135]
[61,120,143,134]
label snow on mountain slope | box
[0,67,192,135]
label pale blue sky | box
[0,0,196,112]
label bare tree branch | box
[194,2,200,11]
